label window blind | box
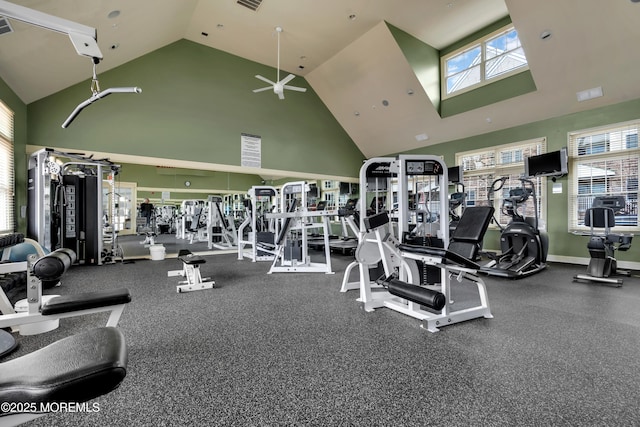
[0,100,15,234]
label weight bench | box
[168,250,215,293]
[0,249,132,334]
[0,327,127,426]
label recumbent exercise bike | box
[573,196,633,286]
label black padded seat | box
[41,288,131,316]
[0,327,127,405]
[398,244,481,270]
[179,254,206,265]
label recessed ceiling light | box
[216,24,224,29]
[540,30,552,40]
[354,111,360,117]
[382,100,389,107]
[348,14,357,21]
[415,133,429,142]
[407,89,414,95]
[110,43,120,50]
[107,10,120,19]
[201,32,209,37]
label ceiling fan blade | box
[253,86,273,93]
[283,85,307,93]
[255,75,276,85]
[279,74,296,85]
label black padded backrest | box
[449,206,495,260]
[0,327,127,404]
[363,212,390,232]
[188,207,203,231]
[585,207,615,228]
[275,198,298,245]
[451,206,495,243]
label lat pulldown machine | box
[27,148,121,265]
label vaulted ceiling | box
[1,0,639,158]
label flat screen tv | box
[447,166,461,183]
[525,147,568,178]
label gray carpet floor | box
[3,252,640,426]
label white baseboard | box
[547,254,640,271]
[483,249,640,271]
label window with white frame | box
[456,138,547,229]
[442,24,529,98]
[0,100,15,234]
[568,120,639,232]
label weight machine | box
[237,186,280,262]
[176,200,207,243]
[265,181,335,274]
[27,148,121,265]
[342,155,493,332]
[207,195,237,250]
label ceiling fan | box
[253,26,307,100]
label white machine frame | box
[265,181,334,274]
[0,254,127,334]
[207,195,237,250]
[167,252,215,293]
[237,186,280,262]
[342,155,492,332]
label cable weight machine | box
[27,148,121,265]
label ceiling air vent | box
[0,17,13,36]
[237,0,263,12]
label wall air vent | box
[0,17,13,36]
[237,0,263,12]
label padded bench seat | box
[178,254,206,265]
[41,288,131,316]
[398,244,481,270]
[0,327,127,406]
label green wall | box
[26,39,364,178]
[398,98,640,263]
[4,34,640,266]
[388,24,441,112]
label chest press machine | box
[344,155,494,332]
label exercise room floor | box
[4,252,640,426]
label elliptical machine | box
[480,176,549,279]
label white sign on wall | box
[241,133,261,168]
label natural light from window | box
[443,25,528,97]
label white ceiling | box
[1,0,639,158]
